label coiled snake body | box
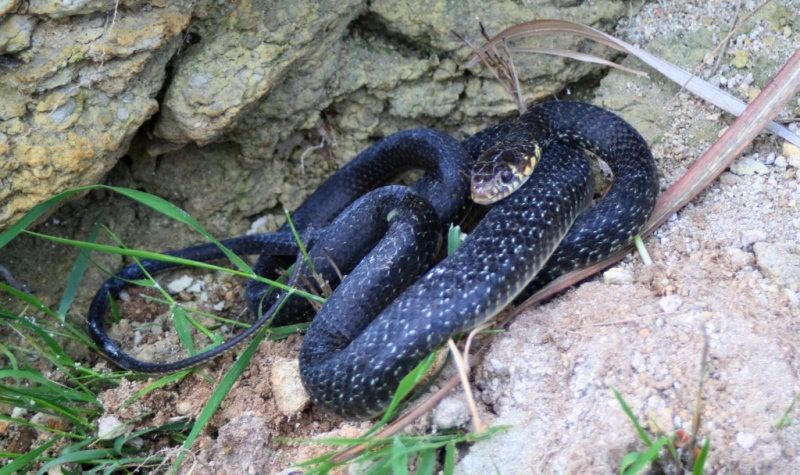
[88,101,658,419]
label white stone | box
[659,295,683,314]
[603,267,634,285]
[736,431,758,449]
[270,358,311,415]
[730,157,768,176]
[97,415,132,440]
[167,275,194,293]
[433,395,471,430]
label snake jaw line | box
[470,140,541,204]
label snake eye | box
[499,169,515,184]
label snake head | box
[470,141,541,205]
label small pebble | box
[630,352,647,373]
[727,248,755,269]
[730,157,768,176]
[603,267,634,285]
[176,401,193,415]
[741,229,768,247]
[97,415,132,440]
[433,395,471,430]
[659,295,683,314]
[270,358,311,415]
[187,280,205,293]
[753,242,800,287]
[783,142,800,168]
[167,275,194,293]
[736,431,758,449]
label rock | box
[784,142,800,168]
[727,248,755,269]
[0,6,191,232]
[0,0,19,16]
[603,267,634,285]
[753,242,800,287]
[0,15,37,53]
[96,415,132,440]
[741,229,768,247]
[1,0,628,234]
[736,431,758,450]
[730,157,769,176]
[659,295,683,314]
[28,0,122,19]
[630,352,647,373]
[29,413,70,437]
[433,395,471,430]
[269,357,310,415]
[167,275,194,294]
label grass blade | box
[377,351,438,427]
[610,386,652,447]
[122,371,190,409]
[391,437,409,475]
[415,448,436,475]
[171,306,195,356]
[621,436,669,475]
[447,225,463,255]
[0,435,60,475]
[21,230,323,303]
[777,392,799,429]
[692,437,710,475]
[58,214,103,321]
[443,440,456,475]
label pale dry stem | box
[447,335,483,433]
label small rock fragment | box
[736,431,758,449]
[96,415,132,440]
[167,275,194,293]
[269,358,311,415]
[603,267,634,285]
[659,295,683,314]
[784,142,800,168]
[727,248,755,269]
[732,50,749,68]
[630,352,647,373]
[0,14,37,53]
[433,395,471,430]
[753,242,800,287]
[730,157,768,176]
[741,229,768,247]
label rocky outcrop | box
[1,0,626,234]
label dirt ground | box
[88,87,800,473]
[2,0,800,474]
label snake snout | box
[471,152,531,205]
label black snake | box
[88,101,658,419]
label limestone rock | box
[269,357,311,415]
[0,0,18,15]
[0,5,191,232]
[0,15,37,54]
[28,0,125,19]
[753,242,800,288]
[730,156,769,176]
[152,0,365,146]
[1,0,628,236]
